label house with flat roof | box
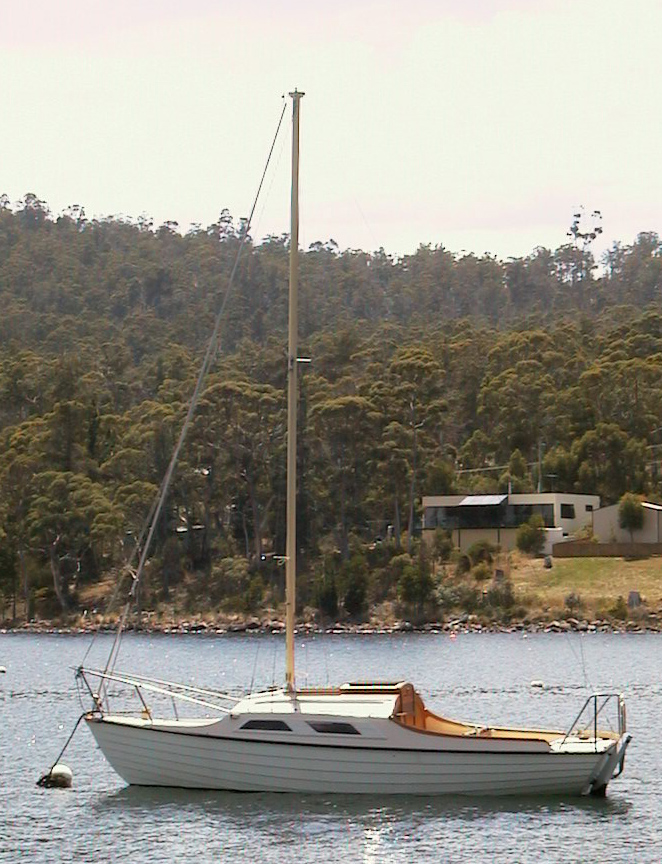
[422,492,600,552]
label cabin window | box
[560,503,576,519]
[308,721,360,735]
[240,719,291,731]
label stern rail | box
[560,692,626,751]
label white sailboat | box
[81,91,631,797]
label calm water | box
[1,631,660,863]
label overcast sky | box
[1,0,660,260]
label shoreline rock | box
[0,616,659,636]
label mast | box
[285,88,304,692]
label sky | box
[1,0,660,261]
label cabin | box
[422,492,600,552]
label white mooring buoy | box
[39,763,73,789]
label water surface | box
[1,632,658,862]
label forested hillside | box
[1,194,662,623]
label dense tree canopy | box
[0,195,661,618]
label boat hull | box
[86,716,623,796]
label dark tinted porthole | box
[240,719,291,731]
[308,721,360,735]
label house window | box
[240,719,291,731]
[308,721,360,735]
[586,504,593,512]
[560,503,576,519]
[507,504,555,528]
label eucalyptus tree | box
[192,378,284,567]
[577,357,662,440]
[26,471,122,611]
[477,359,555,463]
[572,424,646,503]
[388,347,446,552]
[310,394,380,559]
[0,443,39,619]
[544,424,647,504]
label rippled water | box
[1,632,660,862]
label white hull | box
[86,713,627,796]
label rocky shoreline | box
[1,614,659,636]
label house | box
[422,492,600,552]
[592,501,662,544]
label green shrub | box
[398,564,435,607]
[455,583,480,612]
[435,583,460,610]
[618,493,644,542]
[466,538,497,566]
[343,575,367,617]
[455,553,471,576]
[33,585,60,618]
[211,557,250,605]
[243,574,264,613]
[471,561,492,582]
[161,536,184,597]
[389,553,413,574]
[484,579,515,610]
[432,528,454,562]
[516,515,545,555]
[609,595,628,620]
[564,591,583,613]
[339,554,369,618]
[316,574,338,618]
[365,539,393,568]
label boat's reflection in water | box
[87,779,635,863]
[96,784,632,821]
[94,785,633,863]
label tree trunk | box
[183,506,193,560]
[339,465,349,560]
[407,399,418,555]
[201,500,211,571]
[393,496,401,549]
[247,473,263,565]
[242,510,251,560]
[49,540,68,611]
[162,559,169,601]
[19,548,30,621]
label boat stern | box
[585,732,632,796]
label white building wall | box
[506,493,599,536]
[542,527,564,556]
[592,503,662,543]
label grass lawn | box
[511,554,662,616]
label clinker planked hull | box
[86,716,617,796]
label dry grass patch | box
[511,554,662,614]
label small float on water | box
[37,764,73,789]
